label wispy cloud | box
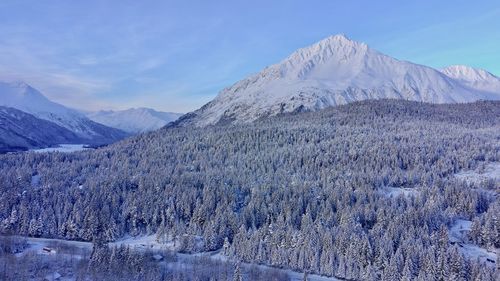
[0,1,232,111]
[1,1,499,112]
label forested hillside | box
[0,100,499,280]
[0,106,81,152]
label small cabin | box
[42,247,55,254]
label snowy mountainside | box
[0,106,81,152]
[87,108,182,134]
[441,65,500,95]
[0,81,128,144]
[1,100,498,280]
[176,35,500,127]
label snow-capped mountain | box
[441,65,500,95]
[176,35,500,127]
[87,108,182,134]
[0,106,82,152]
[0,81,128,144]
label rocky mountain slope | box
[176,35,500,127]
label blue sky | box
[1,1,499,112]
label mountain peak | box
[178,35,500,127]
[0,80,45,100]
[1,80,29,91]
[273,35,369,80]
[11,81,29,88]
[290,34,366,58]
[321,34,356,45]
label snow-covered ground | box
[112,235,339,280]
[111,234,175,251]
[448,219,498,267]
[16,237,90,257]
[12,236,339,281]
[12,235,90,280]
[16,231,498,279]
[186,251,339,281]
[455,162,500,184]
[380,186,420,198]
[449,219,472,244]
[31,144,92,153]
[30,174,40,187]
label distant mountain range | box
[0,80,183,152]
[0,81,129,149]
[0,106,82,153]
[86,108,182,134]
[176,34,500,127]
[2,34,500,150]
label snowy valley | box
[1,100,499,280]
[0,81,182,152]
[3,0,500,279]
[1,37,500,280]
[0,82,129,152]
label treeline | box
[0,238,289,281]
[0,100,499,280]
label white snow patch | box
[111,235,173,251]
[183,251,340,281]
[44,272,62,280]
[287,271,340,281]
[31,144,92,153]
[455,162,500,184]
[14,237,90,261]
[15,236,340,281]
[448,219,497,266]
[449,219,472,243]
[31,174,41,187]
[381,186,419,198]
[152,254,164,261]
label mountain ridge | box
[441,65,500,94]
[176,35,500,127]
[0,81,129,146]
[86,108,182,134]
[0,106,83,152]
